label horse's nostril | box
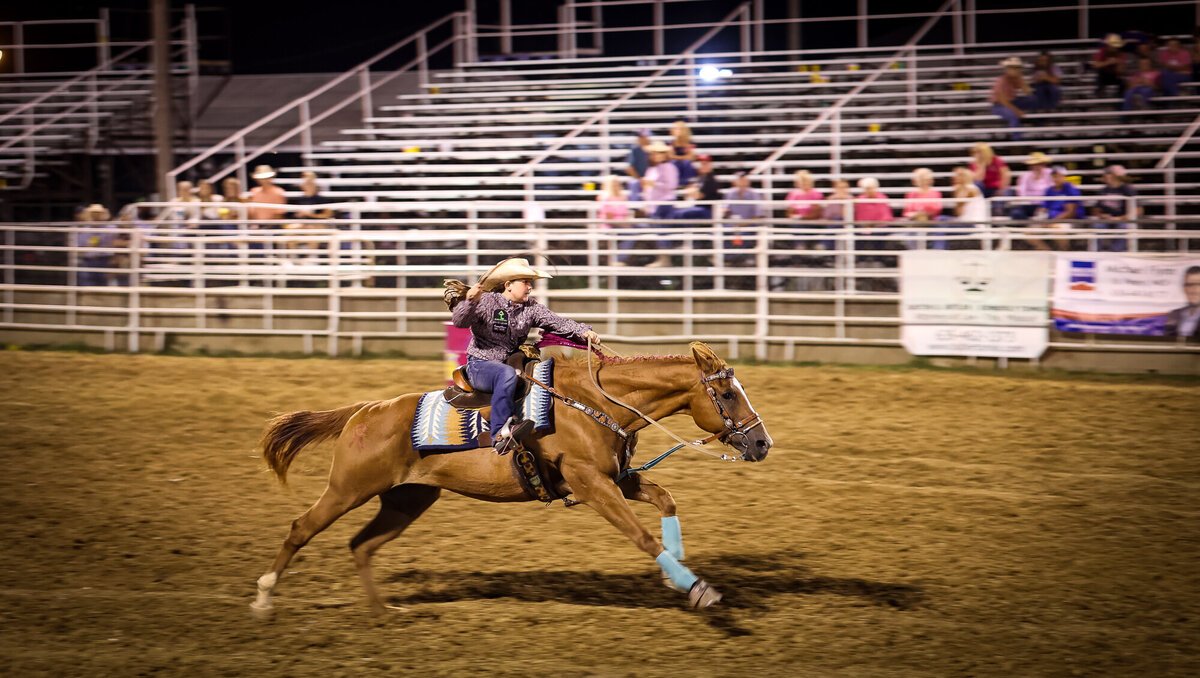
[756,440,767,447]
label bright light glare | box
[718,68,733,77]
[698,65,720,82]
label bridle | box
[696,366,766,450]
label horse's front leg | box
[562,465,720,609]
[618,473,688,592]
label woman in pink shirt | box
[854,177,893,223]
[785,170,823,220]
[595,175,629,229]
[902,167,943,220]
[967,143,1010,198]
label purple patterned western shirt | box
[451,292,592,361]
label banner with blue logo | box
[1051,255,1200,336]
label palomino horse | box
[252,342,772,615]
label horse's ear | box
[689,341,726,373]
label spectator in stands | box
[639,142,679,267]
[951,167,988,226]
[785,170,823,220]
[1009,152,1054,221]
[821,179,852,222]
[854,177,893,223]
[1031,51,1063,111]
[624,128,652,200]
[248,165,287,228]
[719,172,765,265]
[903,168,945,250]
[595,175,630,230]
[669,120,697,185]
[195,179,224,221]
[968,143,1011,210]
[1158,38,1193,96]
[989,57,1036,137]
[293,171,334,221]
[1094,34,1128,98]
[674,153,719,223]
[75,204,115,286]
[1091,164,1139,252]
[1123,57,1162,110]
[1032,166,1082,249]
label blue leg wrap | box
[656,551,698,592]
[661,516,684,561]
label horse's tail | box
[259,401,371,484]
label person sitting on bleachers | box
[1091,165,1140,252]
[1009,152,1054,221]
[785,170,823,220]
[624,128,651,200]
[673,154,719,223]
[595,175,630,231]
[1157,38,1192,97]
[1094,34,1128,98]
[1123,57,1162,110]
[639,142,679,268]
[902,168,946,250]
[968,143,1011,208]
[821,179,852,222]
[1031,51,1063,111]
[951,167,988,227]
[718,172,765,266]
[989,57,1036,137]
[669,120,697,185]
[1031,166,1083,250]
[293,171,334,221]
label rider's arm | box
[451,286,489,328]
[528,301,593,342]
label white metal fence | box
[2,198,1197,358]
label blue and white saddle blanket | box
[411,358,555,453]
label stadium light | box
[698,65,720,82]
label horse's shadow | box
[383,550,924,636]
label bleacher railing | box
[1,197,1196,357]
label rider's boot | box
[492,417,534,455]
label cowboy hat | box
[478,257,552,291]
[1025,152,1052,165]
[646,141,671,153]
[1000,57,1023,68]
[251,164,277,179]
[1104,33,1125,48]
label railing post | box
[686,55,698,120]
[966,0,977,43]
[1079,0,1089,41]
[417,31,429,85]
[327,234,340,356]
[359,67,374,127]
[500,0,513,53]
[98,9,112,68]
[557,5,568,57]
[128,228,141,352]
[654,0,665,56]
[600,113,612,177]
[906,49,917,117]
[566,0,578,59]
[13,23,24,74]
[740,6,751,62]
[465,0,478,63]
[952,0,963,55]
[453,13,463,67]
[858,0,868,48]
[3,228,13,325]
[235,136,248,189]
[753,0,765,53]
[832,110,842,177]
[593,2,604,53]
[299,99,313,158]
[185,4,200,120]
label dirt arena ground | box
[1,350,1198,677]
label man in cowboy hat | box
[989,57,1035,138]
[450,257,599,454]
[1093,34,1128,98]
[1010,152,1054,221]
[248,164,287,227]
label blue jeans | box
[618,203,677,258]
[1161,69,1190,97]
[991,96,1036,140]
[1123,85,1154,110]
[466,356,520,435]
[1033,82,1061,110]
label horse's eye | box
[721,391,734,400]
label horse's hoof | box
[662,571,689,593]
[249,601,275,621]
[687,580,722,609]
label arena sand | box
[0,351,1197,677]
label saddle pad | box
[412,358,555,453]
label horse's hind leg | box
[564,466,721,609]
[349,484,441,616]
[251,488,369,617]
[619,473,688,591]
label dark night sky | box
[2,0,1188,74]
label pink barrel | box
[443,322,472,385]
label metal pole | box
[13,23,24,74]
[740,6,751,62]
[359,67,374,127]
[466,0,477,63]
[832,110,841,177]
[1079,0,1088,41]
[654,0,665,56]
[787,0,800,52]
[953,0,963,55]
[185,4,200,120]
[858,0,868,48]
[500,0,512,53]
[417,31,428,86]
[907,48,916,116]
[686,55,698,120]
[96,9,109,67]
[753,0,765,53]
[128,229,141,352]
[593,3,603,53]
[557,5,567,57]
[300,99,313,158]
[567,0,577,59]
[3,229,13,325]
[152,0,174,200]
[966,0,976,43]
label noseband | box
[697,367,765,452]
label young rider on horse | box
[447,258,599,455]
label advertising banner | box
[1050,255,1200,336]
[901,251,1052,358]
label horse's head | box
[687,342,773,462]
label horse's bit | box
[697,367,766,450]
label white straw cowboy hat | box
[478,257,552,290]
[645,141,671,153]
[251,164,277,180]
[1000,57,1024,68]
[1104,33,1125,48]
[1026,152,1053,165]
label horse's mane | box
[560,353,693,367]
